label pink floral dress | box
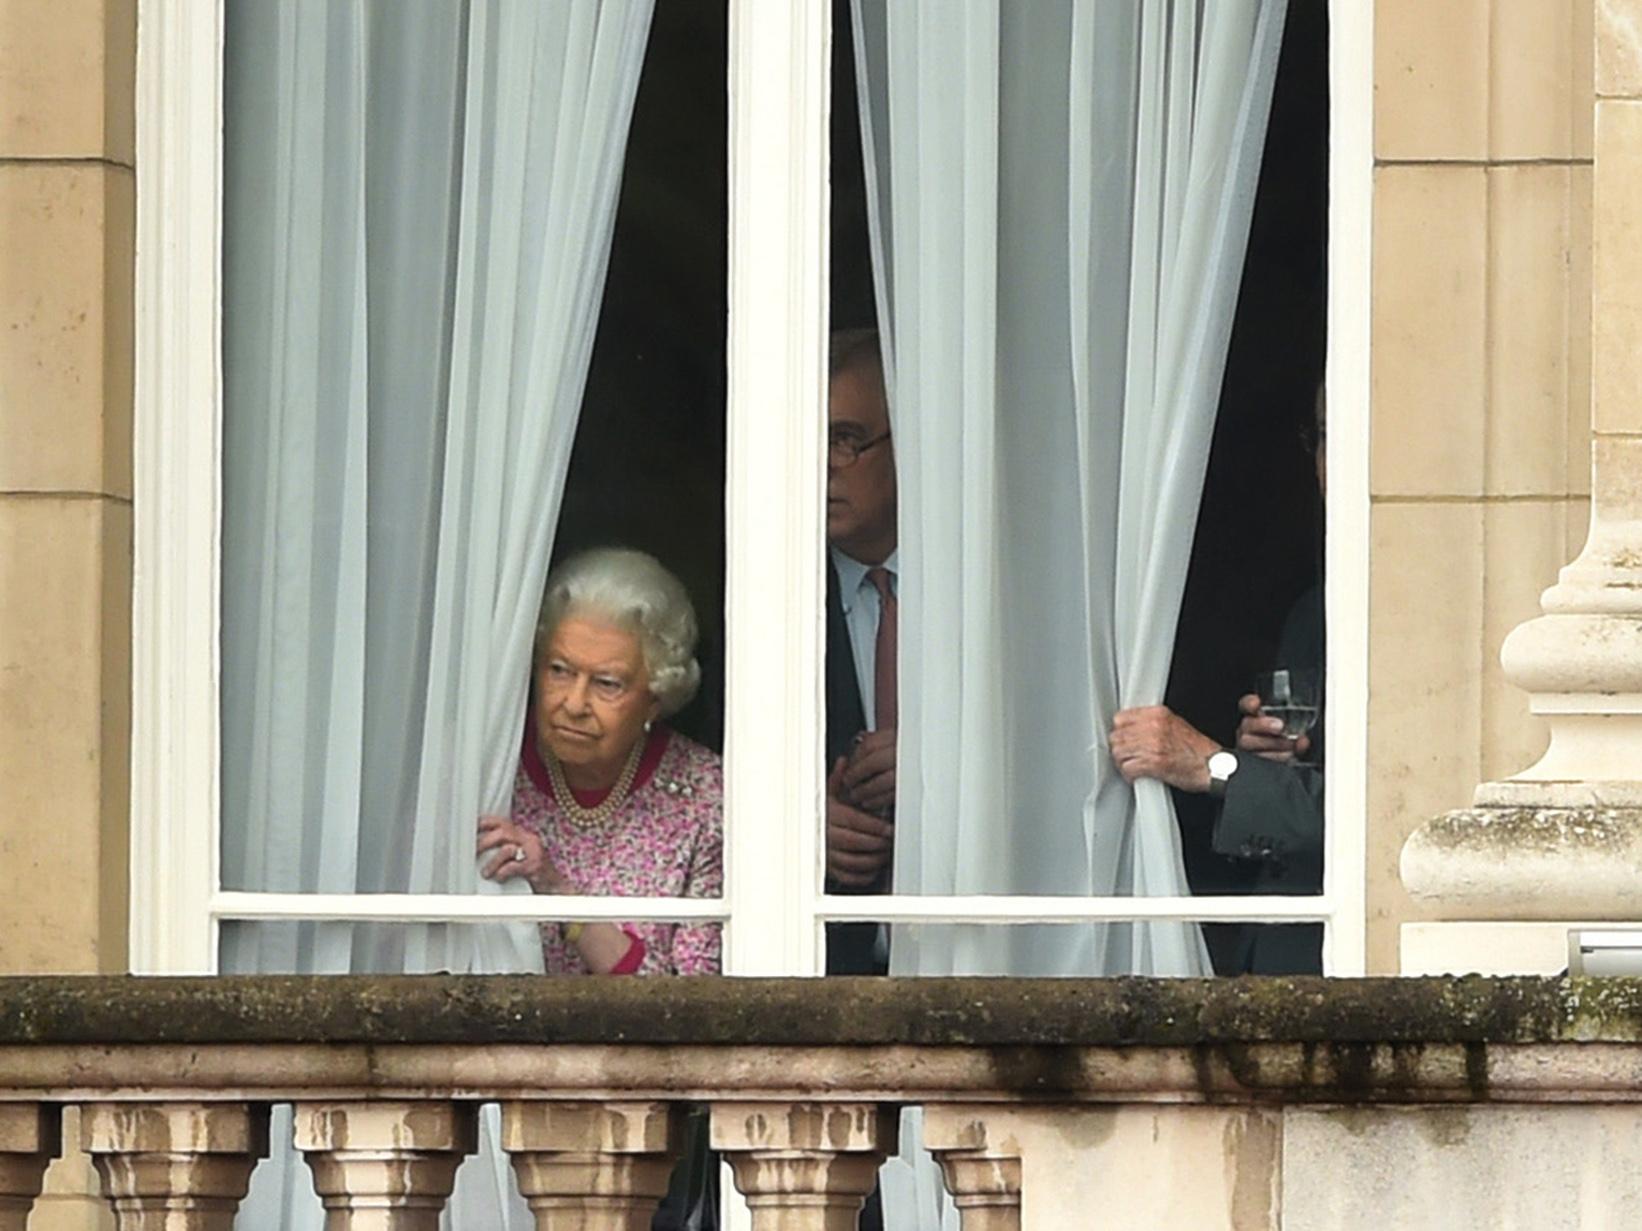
[513,725,723,975]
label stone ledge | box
[1402,802,1642,918]
[2,976,1640,1047]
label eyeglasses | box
[828,429,892,468]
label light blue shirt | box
[830,546,899,732]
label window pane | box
[220,914,724,978]
[219,3,728,976]
[825,3,1328,969]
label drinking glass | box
[1255,668,1320,740]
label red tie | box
[866,567,897,731]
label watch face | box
[1209,751,1238,779]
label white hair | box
[536,548,702,717]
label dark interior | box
[552,2,730,752]
[1163,0,1329,911]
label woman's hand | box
[477,815,558,886]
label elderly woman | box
[478,547,721,975]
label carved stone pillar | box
[923,1108,1021,1231]
[293,1101,477,1231]
[500,1101,680,1231]
[0,1104,61,1231]
[1401,2,1642,962]
[81,1102,268,1231]
[712,1102,895,1231]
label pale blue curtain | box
[854,0,1285,976]
[852,2,1286,1224]
[220,2,654,1227]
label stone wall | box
[0,8,135,1227]
[1369,0,1595,971]
[4,976,1642,1230]
[0,0,134,978]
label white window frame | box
[132,0,1371,978]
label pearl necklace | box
[546,739,645,830]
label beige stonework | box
[1486,165,1582,498]
[1370,165,1488,499]
[500,1101,680,1231]
[80,1103,267,1231]
[1369,0,1595,971]
[0,0,133,1004]
[0,163,134,498]
[1597,0,1642,97]
[1491,0,1595,161]
[949,1107,1282,1231]
[292,1101,478,1231]
[0,1104,60,1231]
[1375,0,1490,161]
[922,1108,1021,1231]
[1282,1105,1642,1231]
[37,1105,113,1231]
[8,973,1642,1230]
[0,0,135,164]
[0,497,130,974]
[1480,501,1578,783]
[1592,100,1642,435]
[1400,0,1642,967]
[712,1103,895,1231]
[1367,502,1485,964]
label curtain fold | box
[853,5,1285,1227]
[854,0,1285,979]
[220,2,654,1226]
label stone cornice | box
[2,975,1641,1047]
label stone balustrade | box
[4,976,1642,1230]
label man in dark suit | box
[824,329,899,977]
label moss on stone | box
[1421,806,1642,857]
[0,975,1639,1049]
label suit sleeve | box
[1212,754,1324,869]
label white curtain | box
[854,3,1285,1224]
[219,1,653,1226]
[854,0,1286,978]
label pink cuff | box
[609,930,646,976]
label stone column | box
[1400,1,1642,970]
[499,1101,680,1231]
[0,1104,62,1231]
[80,1102,267,1231]
[922,1108,1020,1231]
[711,1102,895,1231]
[293,1101,477,1231]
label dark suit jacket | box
[1212,584,1325,974]
[823,558,889,976]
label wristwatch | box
[1206,749,1239,799]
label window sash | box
[132,0,225,976]
[133,0,1372,979]
[1321,0,1372,977]
[210,891,1336,925]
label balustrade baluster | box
[500,1100,680,1231]
[923,1108,1022,1231]
[0,1104,60,1231]
[712,1102,895,1231]
[292,1101,477,1231]
[81,1102,268,1231]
